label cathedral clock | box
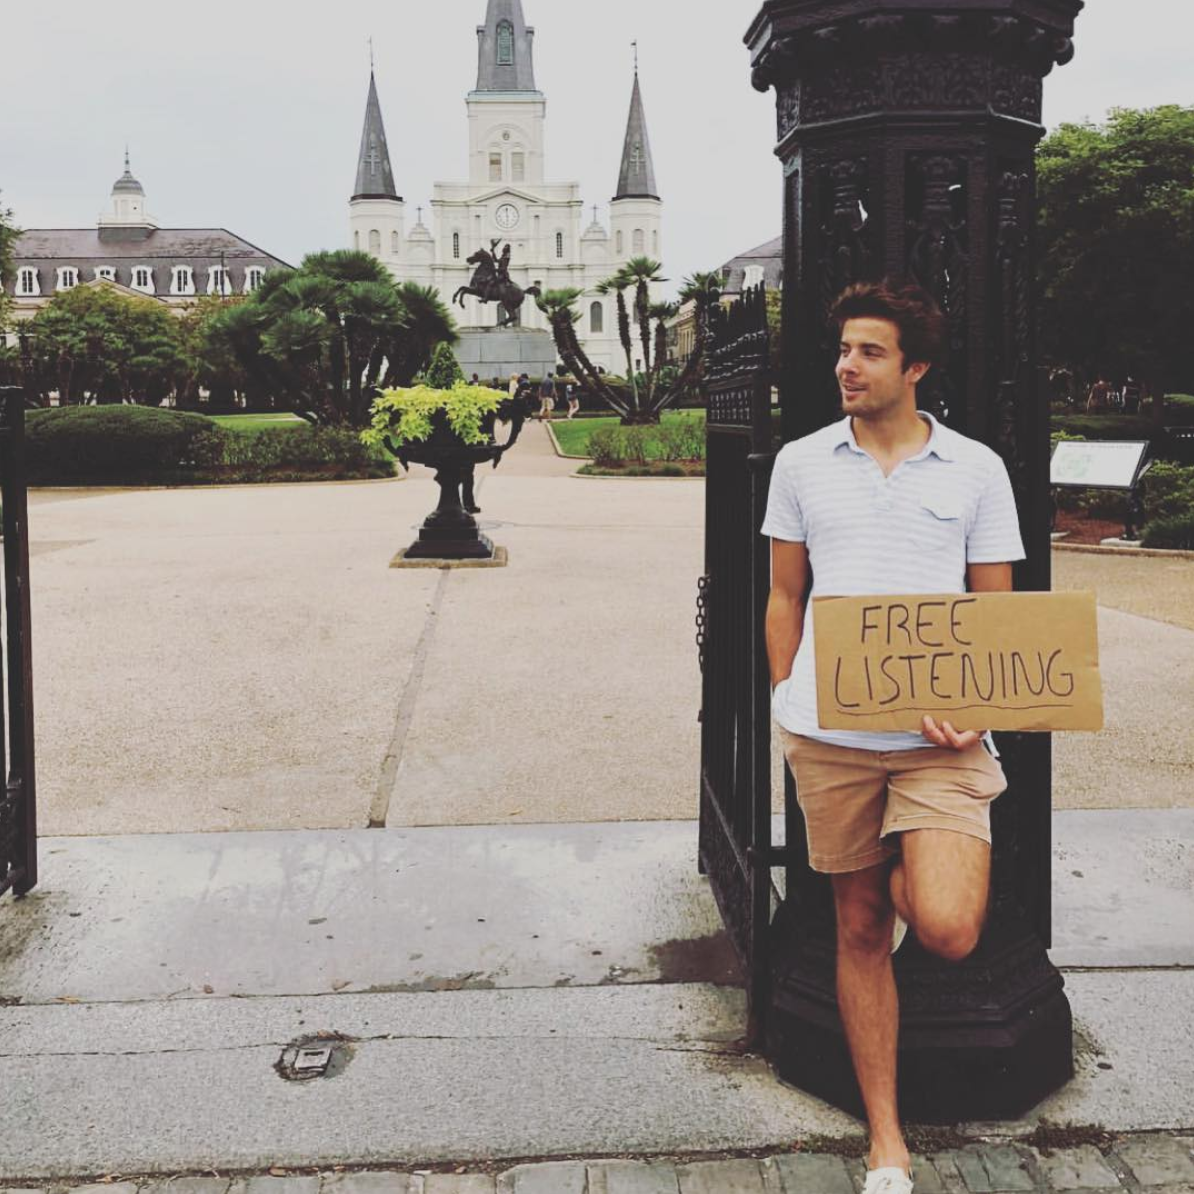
[495,203,520,231]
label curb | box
[1052,541,1194,560]
[542,420,589,461]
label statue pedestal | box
[454,327,556,382]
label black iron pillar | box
[746,1,1083,1122]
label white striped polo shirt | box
[761,412,1026,752]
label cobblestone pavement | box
[4,1136,1193,1194]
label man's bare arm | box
[922,561,1015,748]
[766,539,811,689]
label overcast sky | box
[2,1,1190,298]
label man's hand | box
[921,715,984,751]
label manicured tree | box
[27,286,185,404]
[424,340,465,389]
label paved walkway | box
[8,428,1194,1183]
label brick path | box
[6,1135,1193,1194]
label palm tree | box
[669,271,726,404]
[595,274,638,407]
[535,288,632,420]
[538,271,724,424]
[207,250,409,426]
[387,283,458,387]
[619,256,667,401]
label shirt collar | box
[830,411,954,462]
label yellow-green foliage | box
[362,382,504,449]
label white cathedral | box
[348,0,663,374]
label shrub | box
[588,426,626,467]
[25,405,228,483]
[1142,461,1194,522]
[622,425,649,465]
[22,405,387,485]
[1141,513,1194,550]
[655,421,706,462]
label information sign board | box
[1050,440,1148,489]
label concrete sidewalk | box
[1,812,1191,1180]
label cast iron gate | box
[0,386,37,900]
[696,285,780,1041]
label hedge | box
[24,406,389,485]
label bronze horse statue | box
[453,247,541,328]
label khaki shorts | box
[778,730,1007,874]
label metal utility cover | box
[294,1047,332,1073]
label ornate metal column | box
[746,1,1084,1122]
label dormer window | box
[245,267,265,293]
[743,265,765,289]
[132,266,154,294]
[496,20,514,66]
[56,267,79,290]
[206,267,230,296]
[171,266,196,296]
[17,267,39,296]
[94,267,116,283]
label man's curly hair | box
[831,280,946,370]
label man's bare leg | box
[891,829,990,960]
[833,864,910,1173]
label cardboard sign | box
[813,591,1103,732]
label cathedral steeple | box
[615,68,659,201]
[352,71,400,201]
[475,0,537,92]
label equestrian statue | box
[453,239,541,328]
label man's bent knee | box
[915,913,983,962]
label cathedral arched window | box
[354,231,360,251]
[453,233,461,259]
[616,230,624,255]
[512,152,525,182]
[556,231,564,259]
[590,301,604,334]
[489,151,503,182]
[369,229,381,255]
[391,231,400,254]
[633,228,645,254]
[496,20,514,66]
[653,230,659,255]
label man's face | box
[835,317,926,419]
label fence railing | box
[0,386,37,900]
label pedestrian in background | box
[538,372,556,421]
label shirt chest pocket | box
[916,498,966,557]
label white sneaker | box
[863,1166,914,1194]
[892,913,908,954]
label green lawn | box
[551,409,706,458]
[209,413,307,433]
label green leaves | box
[1038,105,1194,394]
[363,381,503,449]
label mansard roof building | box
[348,0,664,373]
[4,155,291,325]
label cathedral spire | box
[352,71,400,202]
[614,68,659,201]
[475,0,537,92]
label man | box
[762,281,1024,1194]
[537,371,556,421]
